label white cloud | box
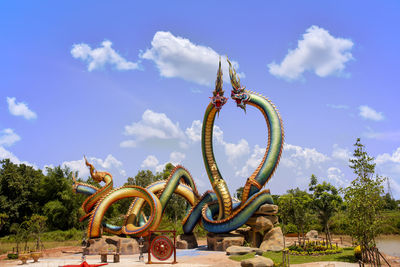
[282,143,329,171]
[327,167,348,186]
[236,145,265,177]
[0,146,37,168]
[375,148,400,198]
[213,125,224,145]
[7,97,37,120]
[169,151,186,165]
[0,129,21,147]
[142,151,186,173]
[141,155,159,169]
[0,146,23,164]
[71,40,140,71]
[376,148,400,165]
[224,139,250,163]
[121,109,186,147]
[268,25,354,80]
[141,31,243,86]
[185,120,202,142]
[332,144,351,161]
[359,105,384,121]
[185,120,249,163]
[62,154,126,178]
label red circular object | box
[150,235,173,261]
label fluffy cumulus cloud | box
[268,25,354,80]
[141,155,159,169]
[281,143,329,172]
[186,121,250,163]
[375,148,400,198]
[141,31,243,86]
[121,109,186,148]
[0,129,21,147]
[7,97,37,120]
[169,151,186,164]
[141,151,186,173]
[236,145,265,177]
[224,139,250,163]
[332,144,351,161]
[0,147,36,168]
[326,167,348,186]
[71,40,140,71]
[62,154,126,179]
[0,128,37,167]
[359,105,384,121]
[376,148,400,165]
[185,120,202,142]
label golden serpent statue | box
[72,58,284,238]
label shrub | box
[7,253,18,259]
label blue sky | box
[1,1,400,198]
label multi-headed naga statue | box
[73,58,284,239]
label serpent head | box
[227,58,249,112]
[210,58,228,114]
[84,156,107,183]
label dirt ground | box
[1,237,399,267]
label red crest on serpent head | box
[210,58,228,114]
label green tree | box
[0,159,43,236]
[39,166,84,230]
[309,174,342,245]
[0,213,8,232]
[28,214,47,251]
[382,193,397,210]
[278,188,313,243]
[342,138,385,255]
[10,221,30,252]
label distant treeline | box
[0,156,399,239]
[0,159,188,237]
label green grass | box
[229,248,357,265]
[229,252,256,261]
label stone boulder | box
[84,236,148,255]
[259,227,284,252]
[306,230,319,240]
[241,256,274,267]
[245,216,274,232]
[265,215,278,225]
[254,204,278,215]
[176,233,198,249]
[207,232,244,251]
[226,246,263,256]
[235,227,264,248]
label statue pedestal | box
[206,232,244,251]
[176,233,198,249]
[84,236,149,255]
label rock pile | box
[241,203,284,251]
